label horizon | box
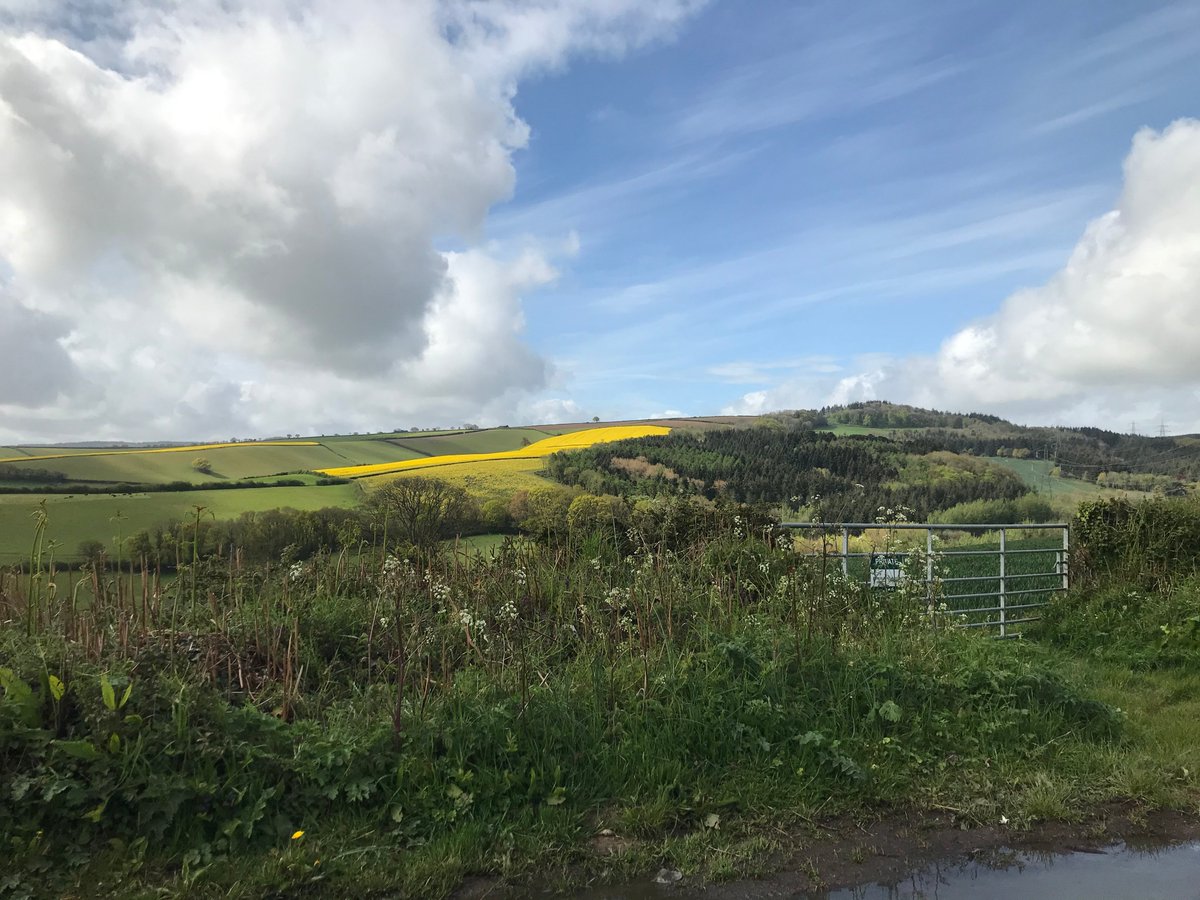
[4,401,1194,449]
[2,1,1198,442]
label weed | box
[0,504,1187,898]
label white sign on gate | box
[869,553,906,589]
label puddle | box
[823,840,1200,899]
[555,840,1200,899]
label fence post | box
[841,527,849,578]
[998,527,1007,638]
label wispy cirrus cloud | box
[707,357,842,385]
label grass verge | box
[1,520,1196,898]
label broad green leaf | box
[878,700,903,723]
[120,682,134,709]
[101,675,116,711]
[108,733,121,753]
[0,669,39,727]
[56,740,101,761]
[48,674,65,702]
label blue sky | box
[1,0,1198,441]
[492,0,1200,426]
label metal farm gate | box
[780,522,1070,637]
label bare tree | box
[367,477,478,548]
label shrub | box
[1074,497,1200,588]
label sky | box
[0,0,1198,442]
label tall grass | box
[0,508,1123,897]
[1035,497,1200,669]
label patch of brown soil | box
[609,456,710,492]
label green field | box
[32,445,346,483]
[1,441,424,484]
[0,420,1156,566]
[0,483,362,563]
[384,427,559,458]
[0,429,569,485]
[0,425,636,562]
[311,439,426,466]
[0,424,640,562]
[443,532,512,556]
[989,457,1150,505]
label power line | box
[1052,445,1199,471]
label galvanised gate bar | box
[780,522,1071,637]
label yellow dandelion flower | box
[291,830,305,841]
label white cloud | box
[0,0,702,442]
[708,356,842,385]
[730,119,1200,432]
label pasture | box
[989,457,1150,506]
[22,444,359,484]
[0,440,318,465]
[0,483,362,564]
[0,424,669,561]
[0,425,630,486]
[383,427,561,458]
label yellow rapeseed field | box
[366,457,551,501]
[0,441,320,466]
[317,425,670,479]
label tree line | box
[544,428,1030,521]
[74,478,770,570]
[0,476,350,496]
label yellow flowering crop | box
[316,425,670,479]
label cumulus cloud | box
[0,0,702,442]
[929,119,1200,402]
[730,119,1200,432]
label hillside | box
[1,404,1195,564]
[544,425,1033,521]
[813,401,1200,485]
[0,421,688,562]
